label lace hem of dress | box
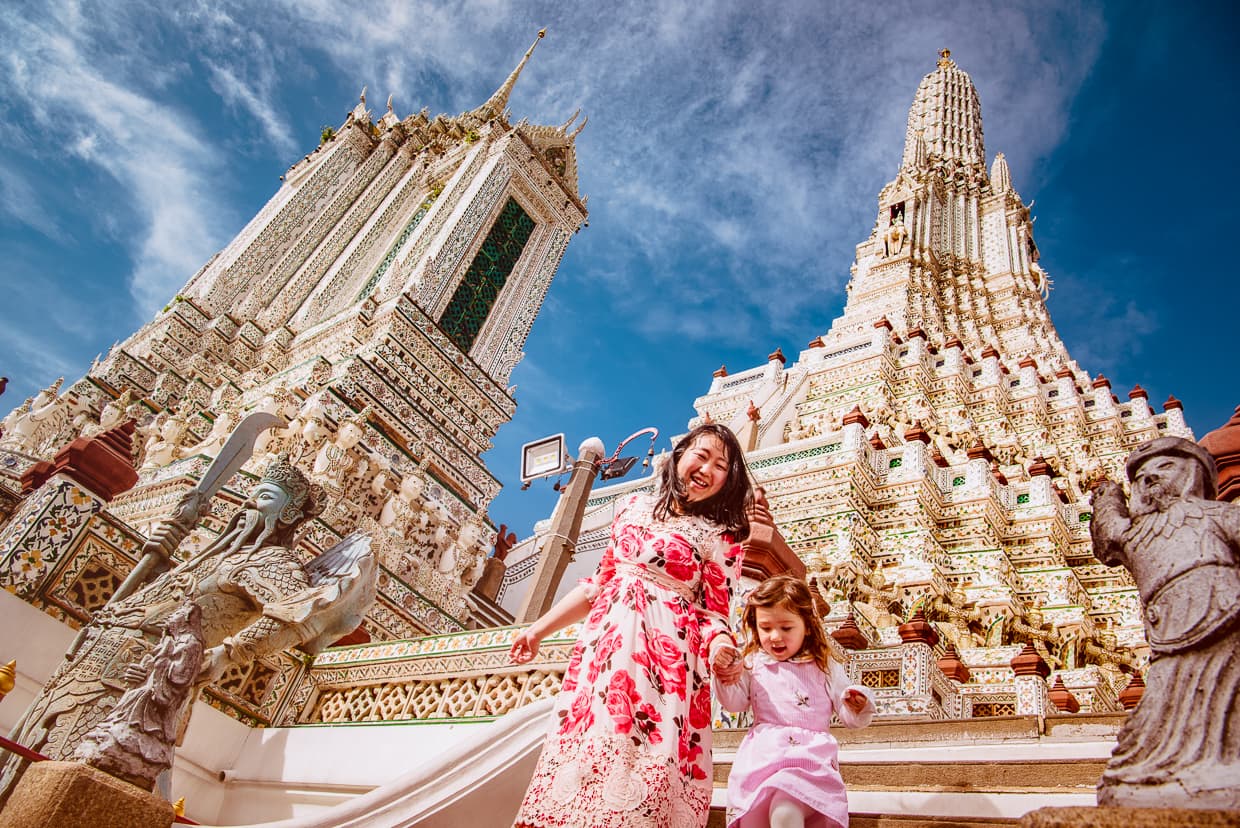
[516,732,712,828]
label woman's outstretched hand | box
[509,628,543,664]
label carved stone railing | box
[291,625,576,725]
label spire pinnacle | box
[901,49,985,172]
[990,152,1012,193]
[474,29,546,123]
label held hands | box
[843,688,869,715]
[509,627,543,664]
[712,642,743,685]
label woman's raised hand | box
[509,627,542,664]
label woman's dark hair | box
[653,423,752,536]
[740,575,833,672]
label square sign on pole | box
[521,433,568,482]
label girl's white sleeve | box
[714,665,752,714]
[827,659,876,729]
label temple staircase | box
[178,706,1112,827]
[705,714,1115,828]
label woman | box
[509,423,752,827]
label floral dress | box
[516,492,742,828]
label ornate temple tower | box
[829,49,1064,363]
[504,51,1191,720]
[0,32,586,639]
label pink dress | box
[715,653,875,828]
[516,493,742,828]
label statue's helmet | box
[1124,436,1218,501]
[260,453,325,525]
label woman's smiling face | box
[676,433,730,503]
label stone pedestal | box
[0,761,174,828]
[1020,805,1240,827]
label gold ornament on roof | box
[938,49,953,68]
[0,660,15,702]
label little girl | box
[715,575,876,828]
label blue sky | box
[1,1,1237,541]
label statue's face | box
[338,422,364,449]
[401,475,425,498]
[459,521,482,546]
[249,482,292,522]
[1130,453,1206,516]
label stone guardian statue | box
[1090,436,1240,810]
[0,453,377,801]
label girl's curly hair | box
[740,575,833,672]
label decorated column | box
[0,423,137,598]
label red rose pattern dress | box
[515,492,743,828]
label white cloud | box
[0,0,1109,363]
[205,60,298,157]
[0,1,237,316]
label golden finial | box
[938,49,953,68]
[0,660,15,702]
[538,28,546,39]
[173,798,186,817]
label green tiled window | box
[1079,512,1093,522]
[1016,493,1030,504]
[356,198,434,301]
[439,197,536,352]
[888,457,902,468]
[952,476,966,487]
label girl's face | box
[676,433,730,503]
[755,604,807,661]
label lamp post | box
[515,428,658,623]
[516,437,604,623]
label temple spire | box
[473,29,546,123]
[901,48,986,173]
[991,152,1012,193]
